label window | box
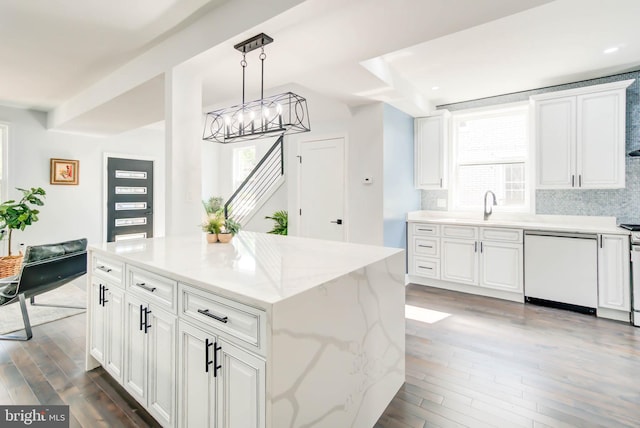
[232,145,257,189]
[450,105,530,212]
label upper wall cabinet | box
[415,110,450,189]
[532,79,634,190]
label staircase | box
[224,135,284,226]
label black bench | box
[0,238,87,340]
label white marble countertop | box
[89,232,402,308]
[407,211,629,235]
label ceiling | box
[1,0,639,128]
[0,0,221,110]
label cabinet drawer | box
[127,266,177,312]
[442,225,478,239]
[92,254,124,287]
[412,223,439,236]
[480,228,523,243]
[179,284,266,354]
[414,237,439,257]
[413,257,440,279]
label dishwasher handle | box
[524,230,597,240]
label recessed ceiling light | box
[431,86,440,91]
[603,47,619,54]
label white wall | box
[347,104,384,246]
[0,105,164,252]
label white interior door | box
[299,138,345,241]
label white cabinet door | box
[125,294,177,426]
[148,307,176,427]
[577,91,625,189]
[415,112,448,189]
[441,238,478,285]
[598,234,630,311]
[177,322,266,428]
[178,322,217,428]
[479,241,523,292]
[89,280,106,364]
[535,97,576,189]
[124,296,147,404]
[217,338,266,428]
[105,286,125,383]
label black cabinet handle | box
[579,174,582,187]
[213,341,222,378]
[572,175,575,187]
[417,228,433,232]
[98,284,103,306]
[418,265,433,270]
[102,286,109,306]
[480,242,484,253]
[198,309,229,323]
[139,304,144,331]
[97,265,112,273]
[144,308,152,333]
[330,219,343,225]
[475,242,478,253]
[136,282,157,293]
[205,338,214,373]
[418,245,433,248]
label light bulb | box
[250,111,256,133]
[276,103,283,128]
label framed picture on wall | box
[50,158,79,185]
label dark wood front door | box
[107,158,154,242]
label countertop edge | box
[406,215,629,236]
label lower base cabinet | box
[178,321,266,428]
[480,241,523,292]
[124,294,176,427]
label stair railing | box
[224,135,284,225]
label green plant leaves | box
[0,187,46,255]
[265,210,287,235]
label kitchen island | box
[85,232,405,428]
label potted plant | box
[265,210,288,235]
[201,211,224,243]
[218,218,241,244]
[202,196,224,215]
[0,187,46,276]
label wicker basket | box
[0,254,23,278]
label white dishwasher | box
[524,230,598,313]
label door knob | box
[330,219,343,225]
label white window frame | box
[0,122,9,202]
[448,102,534,213]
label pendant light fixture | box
[202,33,311,144]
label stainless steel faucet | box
[484,190,497,220]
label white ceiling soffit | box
[0,0,218,111]
[365,0,640,113]
[52,75,165,136]
[201,0,554,112]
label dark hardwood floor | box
[376,285,640,428]
[0,312,159,427]
[0,284,639,427]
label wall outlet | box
[437,198,447,208]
